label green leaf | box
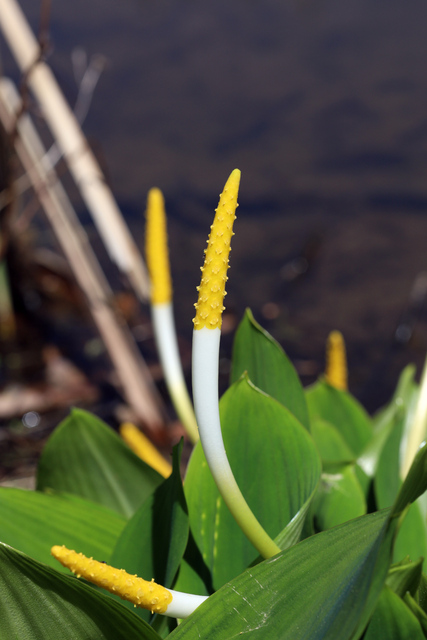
[358,403,404,480]
[418,572,427,614]
[359,365,416,479]
[305,380,372,456]
[183,376,321,592]
[0,488,125,570]
[310,418,355,464]
[169,510,392,640]
[230,308,309,429]
[313,464,366,531]
[174,432,427,640]
[110,441,189,622]
[375,412,427,567]
[393,502,427,568]
[173,530,213,598]
[386,557,423,598]
[364,587,425,640]
[37,409,163,518]
[393,442,427,516]
[404,593,427,636]
[0,543,161,640]
[374,402,404,509]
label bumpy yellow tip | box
[193,169,240,330]
[325,330,348,391]
[119,422,172,478]
[51,546,173,614]
[146,188,172,304]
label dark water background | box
[3,0,427,416]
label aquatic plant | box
[1,171,427,639]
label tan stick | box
[0,77,165,431]
[0,0,150,300]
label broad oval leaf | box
[37,409,163,518]
[364,586,424,640]
[375,413,427,567]
[313,464,366,531]
[170,510,391,640]
[359,365,416,479]
[404,593,427,636]
[182,376,321,592]
[175,439,427,640]
[306,380,372,456]
[230,308,309,429]
[310,418,355,464]
[0,543,161,640]
[110,442,189,622]
[386,557,423,599]
[0,488,125,570]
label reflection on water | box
[2,0,427,415]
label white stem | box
[192,328,280,558]
[166,589,208,618]
[152,304,199,443]
[401,355,427,478]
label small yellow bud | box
[51,546,173,614]
[325,330,348,391]
[193,169,240,330]
[145,188,172,304]
[119,422,172,478]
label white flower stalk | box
[192,169,281,559]
[145,188,199,444]
[51,545,207,618]
[401,355,427,478]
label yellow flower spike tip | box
[193,168,240,331]
[145,188,199,444]
[325,330,348,391]
[145,187,172,305]
[51,546,207,618]
[119,422,172,478]
[192,169,281,560]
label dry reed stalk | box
[0,77,166,432]
[0,0,150,301]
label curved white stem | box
[192,327,280,559]
[152,303,199,443]
[166,589,208,618]
[401,355,427,478]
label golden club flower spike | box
[145,188,199,443]
[145,188,172,305]
[51,546,207,618]
[119,422,172,478]
[325,330,348,391]
[192,169,280,559]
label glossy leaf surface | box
[364,587,424,640]
[111,442,188,621]
[306,380,372,456]
[375,410,427,567]
[37,409,163,518]
[310,418,354,464]
[0,488,125,569]
[174,437,427,640]
[0,543,161,640]
[313,464,366,531]
[230,308,309,429]
[183,376,321,592]
[386,557,423,598]
[170,510,391,640]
